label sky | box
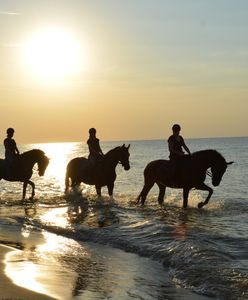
[0,0,248,143]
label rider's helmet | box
[6,128,15,135]
[172,124,181,132]
[89,128,96,135]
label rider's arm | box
[98,142,104,156]
[181,138,191,155]
[15,145,20,155]
[12,139,19,155]
[88,143,98,155]
[3,139,8,150]
[93,138,104,156]
[88,139,103,156]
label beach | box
[0,238,213,300]
[0,244,55,300]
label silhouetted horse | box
[0,149,49,200]
[65,144,130,197]
[137,150,233,208]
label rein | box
[206,170,212,178]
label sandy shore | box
[0,244,56,300]
[0,238,213,300]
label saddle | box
[158,160,183,187]
[3,160,19,180]
[79,157,103,182]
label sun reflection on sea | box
[34,142,78,190]
[5,250,55,294]
[4,231,80,299]
[5,248,51,296]
[40,207,70,228]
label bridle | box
[206,169,212,178]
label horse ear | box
[226,161,234,165]
[122,144,125,148]
[127,144,130,149]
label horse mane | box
[20,149,45,158]
[191,149,225,163]
[105,146,121,157]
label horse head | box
[210,151,233,186]
[35,150,50,176]
[118,144,131,171]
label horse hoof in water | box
[198,202,204,209]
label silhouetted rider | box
[87,128,104,164]
[168,124,191,184]
[168,124,190,160]
[4,128,20,176]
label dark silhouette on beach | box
[65,144,130,197]
[3,128,20,177]
[137,149,233,208]
[0,149,49,200]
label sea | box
[0,137,248,300]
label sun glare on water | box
[22,28,87,82]
[35,142,77,190]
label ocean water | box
[0,137,248,300]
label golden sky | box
[0,0,248,143]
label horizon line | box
[16,135,248,145]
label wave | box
[1,191,248,299]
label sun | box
[22,28,86,82]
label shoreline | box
[0,244,56,300]
[0,239,213,300]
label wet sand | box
[0,244,55,300]
[0,238,213,300]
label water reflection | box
[5,230,80,299]
[67,195,89,224]
[171,212,189,241]
[24,203,37,218]
[5,249,48,295]
[33,142,78,190]
[3,197,211,300]
[4,227,54,298]
[40,207,70,228]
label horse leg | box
[157,183,166,205]
[28,180,35,199]
[107,182,114,199]
[22,181,28,200]
[67,175,81,194]
[195,183,213,208]
[95,186,101,198]
[137,179,155,205]
[183,188,190,208]
[22,180,35,200]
